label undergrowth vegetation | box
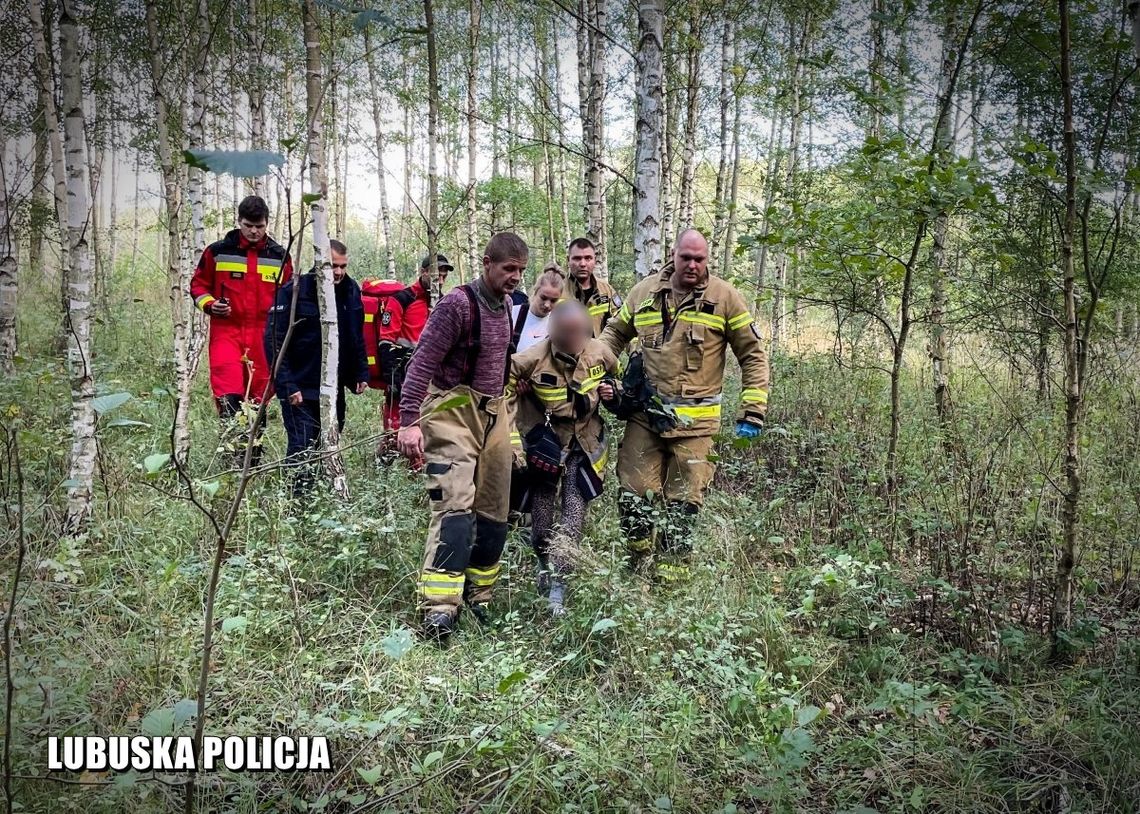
[3,280,1139,813]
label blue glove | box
[735,421,762,439]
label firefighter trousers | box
[616,419,715,556]
[418,384,512,619]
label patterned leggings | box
[530,450,588,576]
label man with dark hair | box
[264,238,368,494]
[600,228,770,582]
[397,231,527,640]
[374,253,453,432]
[563,237,622,336]
[191,195,293,460]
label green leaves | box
[381,628,414,660]
[590,618,618,635]
[221,616,248,634]
[143,452,171,474]
[430,394,471,414]
[183,149,284,178]
[497,669,528,694]
[92,392,132,413]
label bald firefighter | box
[600,228,769,581]
[397,233,528,640]
[509,300,619,614]
[563,237,622,336]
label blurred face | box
[672,232,709,292]
[549,310,591,356]
[483,254,526,298]
[330,248,349,284]
[568,244,596,285]
[420,263,451,290]
[238,218,268,245]
[530,283,562,318]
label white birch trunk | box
[249,0,267,198]
[145,0,196,464]
[60,1,97,533]
[0,138,16,373]
[721,33,743,280]
[712,18,732,259]
[633,0,664,279]
[304,0,347,498]
[466,0,482,276]
[363,27,397,278]
[679,12,700,228]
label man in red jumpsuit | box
[377,253,452,431]
[190,196,293,454]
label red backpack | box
[360,278,416,389]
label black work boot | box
[423,611,457,641]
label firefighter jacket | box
[563,274,623,337]
[508,338,619,477]
[384,279,433,345]
[599,261,769,438]
[190,228,293,399]
[263,272,369,401]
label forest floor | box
[3,293,1140,813]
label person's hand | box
[354,381,367,395]
[598,381,615,401]
[512,447,527,470]
[514,379,532,395]
[208,299,231,318]
[735,421,762,439]
[397,425,424,465]
[288,391,303,406]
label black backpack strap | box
[392,287,416,310]
[509,304,528,356]
[458,284,482,386]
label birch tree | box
[0,139,16,373]
[466,0,482,276]
[303,0,347,498]
[578,0,607,277]
[424,0,440,281]
[60,0,96,532]
[633,0,664,279]
[363,26,398,277]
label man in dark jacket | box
[264,239,368,494]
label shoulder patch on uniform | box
[539,372,558,385]
[751,322,763,340]
[613,294,623,307]
[588,363,605,378]
[381,311,393,326]
[598,295,609,304]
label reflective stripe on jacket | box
[599,261,769,437]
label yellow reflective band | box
[634,312,663,327]
[534,385,568,403]
[364,313,374,323]
[617,303,632,322]
[195,294,216,311]
[258,264,283,282]
[367,356,376,366]
[628,537,652,553]
[656,562,691,582]
[592,446,608,473]
[588,303,609,316]
[741,388,769,405]
[728,312,753,331]
[421,573,465,597]
[216,261,246,273]
[464,563,500,587]
[679,311,726,330]
[674,403,722,420]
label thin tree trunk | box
[304,0,348,498]
[363,27,397,277]
[679,10,700,228]
[773,18,806,350]
[466,0,482,275]
[249,0,267,197]
[551,13,571,249]
[661,30,679,254]
[107,130,118,280]
[869,0,885,138]
[712,17,733,257]
[720,36,743,280]
[29,98,48,282]
[578,0,607,277]
[0,138,17,373]
[28,0,69,346]
[424,0,441,289]
[1053,0,1080,651]
[60,0,96,533]
[754,103,784,311]
[633,0,664,279]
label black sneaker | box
[423,611,456,640]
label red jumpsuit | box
[190,229,293,404]
[379,279,433,430]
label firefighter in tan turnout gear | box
[600,228,769,580]
[563,237,622,337]
[509,300,619,615]
[396,233,527,640]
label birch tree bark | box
[712,17,733,256]
[633,0,664,279]
[424,0,440,281]
[720,33,743,279]
[248,0,268,198]
[28,0,69,334]
[772,17,806,349]
[145,0,197,464]
[60,0,97,533]
[578,0,608,277]
[363,26,397,277]
[303,0,348,498]
[0,138,16,373]
[189,0,210,263]
[466,0,482,276]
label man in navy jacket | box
[264,239,368,493]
